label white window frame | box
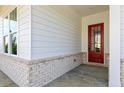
[3,16,9,53]
[2,7,18,56]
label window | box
[11,33,17,54]
[3,8,17,55]
[3,16,9,53]
[3,16,9,35]
[10,8,17,55]
[4,36,8,53]
[10,8,17,33]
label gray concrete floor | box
[44,64,108,87]
[0,64,108,87]
[0,71,18,87]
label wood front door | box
[88,23,104,63]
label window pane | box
[4,36,8,53]
[10,8,17,33]
[3,16,9,35]
[11,33,17,55]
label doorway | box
[88,23,104,64]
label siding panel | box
[121,6,124,59]
[31,5,82,59]
[18,5,31,60]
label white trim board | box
[109,5,121,87]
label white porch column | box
[109,5,121,87]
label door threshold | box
[83,62,108,67]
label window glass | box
[4,36,8,53]
[3,16,9,35]
[10,8,17,33]
[3,8,17,55]
[11,33,17,55]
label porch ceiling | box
[69,5,109,17]
[0,5,109,17]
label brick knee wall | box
[29,53,83,86]
[0,54,30,87]
[0,53,84,87]
[121,60,124,87]
[0,53,113,87]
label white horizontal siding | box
[18,5,31,60]
[31,5,82,59]
[121,6,124,59]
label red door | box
[88,23,104,63]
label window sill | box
[0,52,18,58]
[0,52,30,64]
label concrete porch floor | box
[0,71,18,87]
[0,64,108,87]
[44,64,108,87]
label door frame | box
[88,23,104,64]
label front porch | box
[0,70,17,87]
[45,64,108,87]
[0,5,121,87]
[0,64,108,87]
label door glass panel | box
[97,26,101,44]
[91,26,101,52]
[95,26,101,52]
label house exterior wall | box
[29,53,83,87]
[0,5,31,60]
[0,52,84,87]
[82,11,109,66]
[0,5,84,87]
[0,54,30,86]
[0,5,32,86]
[120,6,124,60]
[31,5,82,60]
[121,60,124,86]
[18,5,32,60]
[120,5,124,86]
